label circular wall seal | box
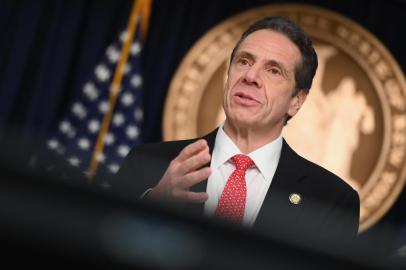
[163,4,406,232]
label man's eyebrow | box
[234,51,291,77]
[234,51,255,61]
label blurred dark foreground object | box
[0,133,405,270]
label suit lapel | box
[254,139,307,235]
[186,133,308,229]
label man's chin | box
[226,116,258,129]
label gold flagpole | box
[88,0,152,179]
[140,0,152,41]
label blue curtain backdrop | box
[0,0,132,138]
[1,0,406,254]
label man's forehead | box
[239,29,296,50]
[235,29,301,67]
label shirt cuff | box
[140,188,153,199]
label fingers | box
[151,139,212,204]
[179,148,211,175]
[181,167,211,189]
[176,139,208,162]
[166,167,210,203]
[181,191,208,203]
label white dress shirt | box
[204,125,283,226]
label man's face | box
[223,29,305,132]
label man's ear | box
[288,89,308,118]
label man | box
[113,16,360,244]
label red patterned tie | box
[214,154,254,223]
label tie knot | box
[231,154,254,171]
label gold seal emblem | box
[289,193,302,205]
[163,4,406,232]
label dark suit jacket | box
[113,129,360,245]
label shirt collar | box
[212,124,241,169]
[212,123,283,181]
[248,135,282,182]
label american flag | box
[46,27,144,179]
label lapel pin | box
[289,193,301,205]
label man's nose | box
[243,64,262,87]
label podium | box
[0,159,404,270]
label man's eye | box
[238,58,249,65]
[270,68,281,75]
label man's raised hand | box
[148,139,211,203]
